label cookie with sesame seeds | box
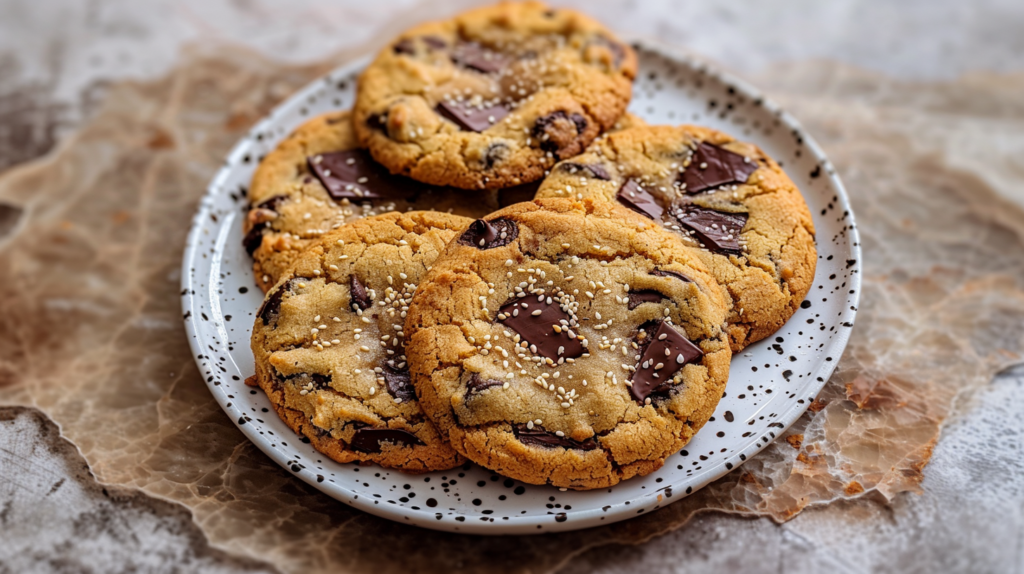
[243,109,503,293]
[535,125,817,351]
[352,1,637,190]
[405,198,732,489]
[248,210,472,471]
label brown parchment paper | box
[1,45,1024,574]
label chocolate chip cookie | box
[352,1,637,190]
[535,125,817,350]
[405,199,731,489]
[244,109,501,292]
[248,211,471,471]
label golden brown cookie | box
[249,211,470,472]
[352,1,637,190]
[535,125,816,350]
[405,199,731,489]
[243,109,502,292]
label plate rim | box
[181,40,862,535]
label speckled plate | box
[181,41,860,534]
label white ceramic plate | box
[182,42,860,535]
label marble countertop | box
[2,1,1024,572]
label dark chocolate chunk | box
[422,35,447,49]
[350,428,424,453]
[384,366,416,401]
[308,150,417,201]
[349,275,371,310]
[651,269,692,283]
[629,321,703,403]
[513,424,597,450]
[498,298,584,361]
[255,194,289,212]
[532,111,587,158]
[450,42,509,74]
[670,201,748,255]
[466,373,503,395]
[497,180,541,208]
[616,179,663,220]
[436,100,510,132]
[559,162,610,180]
[257,278,307,325]
[242,224,267,256]
[458,218,518,249]
[0,202,22,241]
[484,142,509,169]
[393,38,415,55]
[680,141,758,193]
[627,289,666,310]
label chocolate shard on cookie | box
[458,218,518,249]
[349,274,371,310]
[680,141,758,193]
[466,373,504,394]
[450,42,509,73]
[627,289,666,310]
[615,179,663,220]
[513,424,598,450]
[559,162,611,180]
[350,428,424,453]
[498,297,585,361]
[629,321,703,403]
[436,100,510,133]
[308,149,415,200]
[383,366,417,402]
[670,201,748,256]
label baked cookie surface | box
[244,109,501,292]
[352,1,636,190]
[249,211,470,472]
[535,125,817,350]
[405,199,731,489]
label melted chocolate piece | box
[308,150,416,201]
[255,194,289,211]
[422,35,447,49]
[466,373,503,395]
[349,275,371,310]
[616,179,663,220]
[497,180,541,208]
[559,162,610,181]
[242,224,267,256]
[627,289,666,310]
[257,278,308,325]
[383,366,416,401]
[630,321,703,403]
[350,428,424,453]
[652,269,692,283]
[680,141,758,193]
[436,100,510,132]
[532,111,587,158]
[458,218,518,249]
[513,424,598,450]
[450,42,509,74]
[393,38,415,55]
[498,298,584,361]
[670,201,748,255]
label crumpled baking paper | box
[1,45,1023,573]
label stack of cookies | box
[243,1,816,490]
